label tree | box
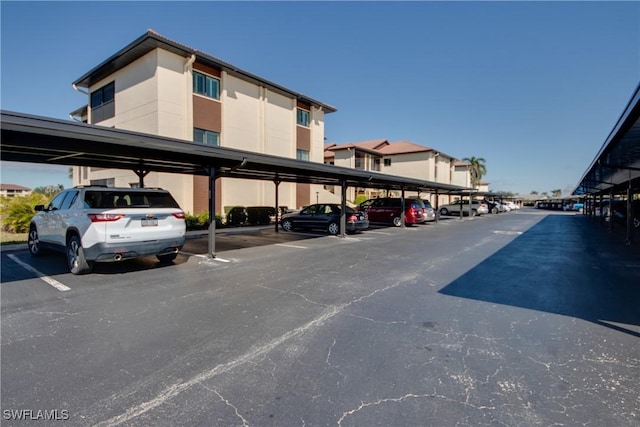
[32,184,64,197]
[530,191,539,195]
[462,156,487,188]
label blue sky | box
[1,1,639,195]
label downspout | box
[184,54,196,137]
[72,83,89,95]
[70,84,89,122]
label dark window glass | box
[60,191,79,210]
[297,108,310,126]
[193,72,220,99]
[84,191,180,209]
[194,128,220,146]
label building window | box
[297,108,310,127]
[296,149,309,161]
[384,158,392,167]
[194,128,220,146]
[193,71,220,100]
[90,81,115,123]
[90,178,115,187]
[355,151,365,169]
[372,157,381,171]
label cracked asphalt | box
[2,209,639,426]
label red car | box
[359,198,426,226]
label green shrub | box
[0,193,50,233]
[353,195,369,206]
[184,211,224,230]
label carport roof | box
[0,110,469,194]
[573,82,640,196]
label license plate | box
[141,218,158,227]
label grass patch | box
[1,232,27,245]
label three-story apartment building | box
[70,30,336,216]
[325,139,471,205]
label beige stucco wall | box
[77,48,330,213]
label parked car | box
[481,199,503,214]
[280,203,368,235]
[28,186,186,274]
[226,206,248,226]
[606,200,640,228]
[420,200,436,222]
[505,201,520,211]
[359,198,426,226]
[439,200,489,216]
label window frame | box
[296,108,310,127]
[193,71,220,100]
[194,128,220,146]
[296,149,309,161]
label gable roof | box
[0,183,31,191]
[72,29,337,113]
[378,141,433,155]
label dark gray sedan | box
[280,204,369,235]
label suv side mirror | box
[34,205,45,212]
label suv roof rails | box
[74,185,108,188]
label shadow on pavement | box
[439,215,640,338]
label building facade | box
[70,30,336,216]
[325,139,472,205]
[0,184,31,198]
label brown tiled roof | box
[0,183,31,191]
[378,141,433,155]
[327,139,389,152]
[454,160,471,167]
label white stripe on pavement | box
[275,243,308,249]
[7,254,71,292]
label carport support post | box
[134,167,150,188]
[340,179,347,238]
[434,190,439,223]
[609,189,614,231]
[626,181,633,245]
[468,191,473,217]
[208,166,217,258]
[401,187,406,228]
[274,177,281,233]
[599,194,604,225]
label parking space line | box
[275,243,308,249]
[7,254,71,292]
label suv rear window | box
[84,191,180,209]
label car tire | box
[440,208,449,216]
[392,216,402,227]
[28,225,43,257]
[157,253,178,263]
[67,234,93,275]
[492,207,498,214]
[282,219,293,232]
[471,209,477,217]
[327,222,340,235]
[634,218,640,229]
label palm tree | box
[462,156,487,188]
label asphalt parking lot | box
[2,209,639,426]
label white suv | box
[28,186,186,274]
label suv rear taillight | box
[348,214,358,222]
[88,213,124,222]
[172,212,186,219]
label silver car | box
[439,200,489,217]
